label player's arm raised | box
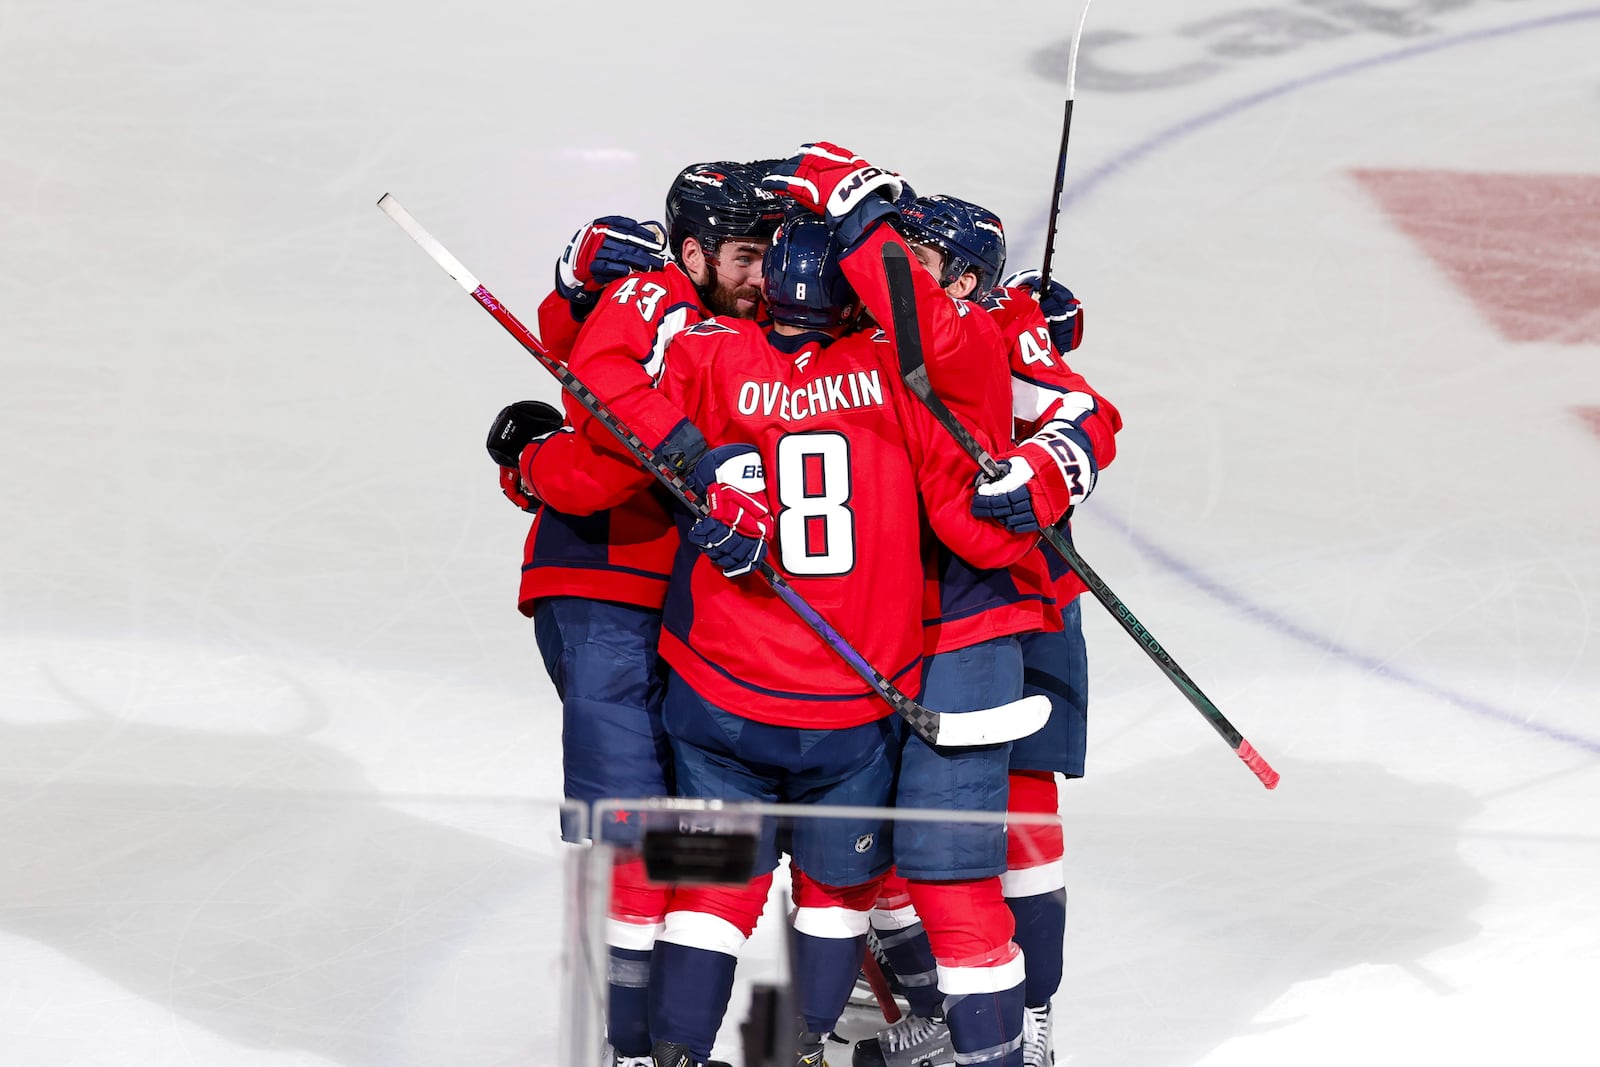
[763,143,977,394]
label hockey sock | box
[1005,770,1066,1008]
[795,929,866,1033]
[792,869,882,1033]
[1004,888,1065,1008]
[942,965,1027,1067]
[649,875,771,1060]
[648,942,737,1062]
[869,909,942,1018]
[869,872,942,1018]
[904,878,1025,1064]
[608,855,670,1056]
[607,946,654,1056]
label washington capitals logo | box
[980,288,1013,312]
[684,319,738,337]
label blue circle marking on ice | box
[1041,7,1600,755]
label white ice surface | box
[3,1,1598,1064]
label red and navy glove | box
[487,400,565,510]
[499,464,539,513]
[1001,269,1084,354]
[687,444,771,578]
[554,215,669,318]
[972,428,1098,533]
[762,143,903,247]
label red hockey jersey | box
[648,319,1037,727]
[979,285,1122,606]
[839,225,1060,654]
[510,270,705,614]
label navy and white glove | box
[892,175,918,212]
[686,444,772,578]
[487,400,565,510]
[972,458,1044,534]
[1001,269,1084,354]
[762,142,903,247]
[554,215,669,318]
[972,428,1097,533]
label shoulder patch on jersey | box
[979,289,1014,312]
[684,318,739,337]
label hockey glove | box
[762,142,903,247]
[498,464,540,513]
[487,400,564,510]
[656,418,711,484]
[686,444,772,579]
[972,428,1098,533]
[1001,269,1084,354]
[487,400,564,468]
[554,215,669,318]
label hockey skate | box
[651,1040,713,1067]
[850,1013,954,1067]
[797,1030,830,1067]
[1021,1005,1053,1067]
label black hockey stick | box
[377,194,1049,748]
[1038,100,1073,293]
[1038,0,1093,290]
[882,242,1279,788]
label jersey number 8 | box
[774,432,855,576]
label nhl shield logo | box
[854,833,874,854]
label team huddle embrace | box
[485,143,1122,1067]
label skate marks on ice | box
[1351,169,1600,347]
[1059,755,1488,1066]
[0,672,565,1067]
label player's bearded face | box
[699,239,768,319]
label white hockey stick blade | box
[934,694,1051,747]
[377,193,481,292]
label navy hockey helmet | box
[762,212,857,330]
[898,194,1007,297]
[665,161,786,260]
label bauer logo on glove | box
[688,444,773,578]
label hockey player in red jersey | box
[543,205,1039,1067]
[850,192,1122,1067]
[485,162,783,1067]
[760,142,1076,1067]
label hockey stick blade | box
[378,193,1048,749]
[881,241,1278,788]
[1039,0,1093,290]
[930,694,1049,747]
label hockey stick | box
[1038,0,1093,291]
[377,194,1048,748]
[860,951,902,1024]
[881,242,1279,788]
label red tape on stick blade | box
[1237,740,1280,790]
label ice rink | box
[4,0,1598,1063]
